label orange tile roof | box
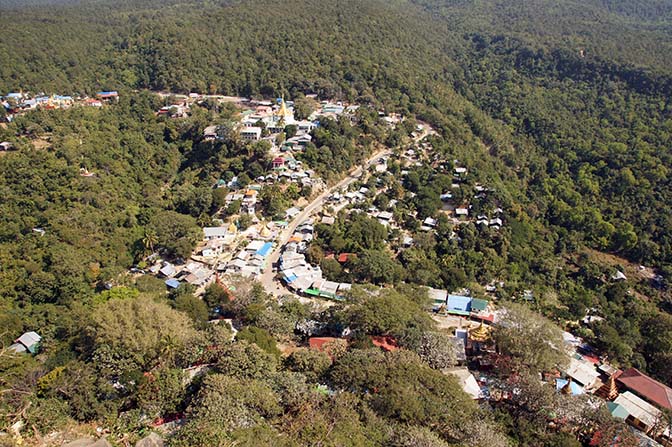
[337,253,356,263]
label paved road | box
[257,125,431,296]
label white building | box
[241,126,262,141]
[203,227,228,240]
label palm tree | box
[142,229,158,255]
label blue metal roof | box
[284,273,298,283]
[165,278,181,289]
[256,242,273,257]
[447,294,472,312]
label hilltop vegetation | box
[1,0,672,444]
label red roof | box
[580,353,600,365]
[473,313,495,323]
[272,157,285,164]
[337,253,356,263]
[617,368,672,410]
[371,336,399,352]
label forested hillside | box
[1,0,672,445]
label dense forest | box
[1,0,672,445]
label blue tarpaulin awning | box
[165,279,181,289]
[555,378,584,395]
[256,242,273,257]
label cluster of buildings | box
[548,344,672,444]
[201,220,280,278]
[156,101,189,118]
[428,288,495,322]
[238,98,312,138]
[476,208,504,229]
[399,140,505,229]
[1,91,119,121]
[222,186,260,215]
[435,310,672,445]
[278,219,351,300]
[223,240,274,278]
[204,96,356,144]
[151,259,214,290]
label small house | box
[613,391,667,435]
[165,278,181,289]
[455,207,469,218]
[337,253,356,264]
[611,270,627,281]
[447,294,472,315]
[617,368,672,411]
[9,331,41,354]
[272,157,285,169]
[159,263,176,278]
[286,207,301,219]
[203,227,228,240]
[423,217,437,228]
[563,357,600,389]
[96,91,119,101]
[427,287,448,309]
[320,216,335,225]
[203,125,218,141]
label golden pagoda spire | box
[469,320,491,342]
[595,374,619,400]
[276,95,291,121]
[561,378,573,395]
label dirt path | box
[258,146,392,295]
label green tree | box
[142,229,159,255]
[214,340,278,380]
[493,303,568,372]
[284,348,331,382]
[340,286,434,337]
[174,294,209,327]
[136,367,186,418]
[236,326,281,358]
[150,210,200,259]
[86,297,198,373]
[350,249,403,285]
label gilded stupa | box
[595,374,619,400]
[469,321,492,342]
[561,378,574,395]
[274,96,295,125]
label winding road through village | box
[258,125,431,297]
